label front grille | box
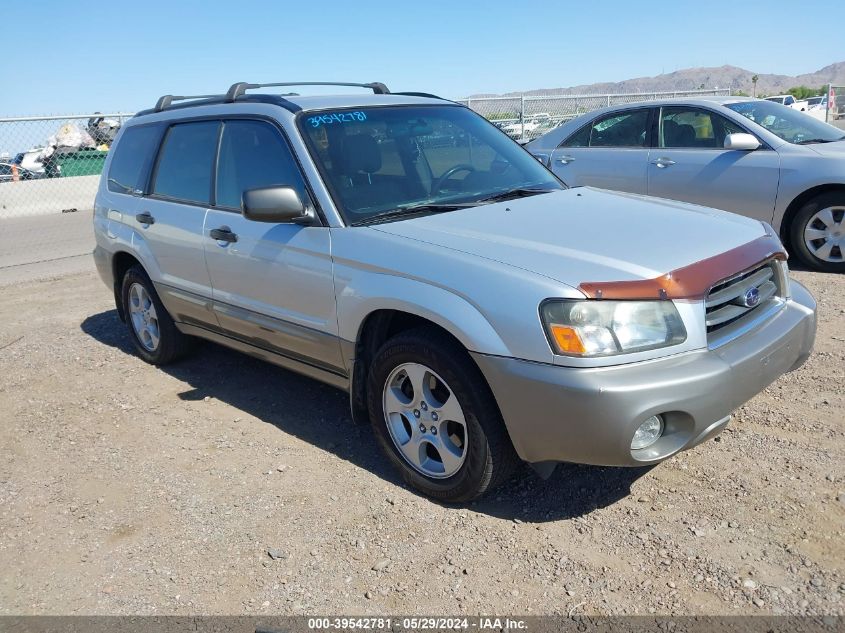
[705,260,783,338]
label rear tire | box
[366,328,519,503]
[788,192,845,273]
[120,265,194,364]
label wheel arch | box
[779,184,845,251]
[347,307,503,426]
[111,250,144,321]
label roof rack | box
[393,91,442,99]
[154,94,225,112]
[225,81,390,101]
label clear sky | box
[1,0,842,116]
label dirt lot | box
[0,265,843,617]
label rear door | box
[646,106,780,222]
[140,120,220,327]
[203,119,343,373]
[549,108,652,194]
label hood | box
[805,139,845,157]
[372,188,767,288]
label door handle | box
[652,158,676,168]
[557,155,576,164]
[135,212,155,225]
[210,226,238,243]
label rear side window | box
[107,125,162,194]
[561,123,591,148]
[215,120,309,210]
[589,110,649,147]
[152,121,220,204]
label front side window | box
[659,107,745,149]
[587,110,649,148]
[298,105,563,224]
[216,120,309,210]
[152,121,220,204]
[725,100,845,144]
[107,124,162,194]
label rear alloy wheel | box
[120,265,194,364]
[128,283,161,352]
[790,193,845,272]
[367,328,519,503]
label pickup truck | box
[765,94,809,111]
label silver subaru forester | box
[92,82,817,502]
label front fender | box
[335,267,512,359]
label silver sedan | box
[526,97,845,272]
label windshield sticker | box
[307,112,367,127]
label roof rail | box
[154,94,224,112]
[225,82,390,101]
[392,91,442,99]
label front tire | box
[120,265,194,364]
[366,328,519,502]
[789,192,845,273]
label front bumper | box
[473,279,816,466]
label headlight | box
[541,300,687,357]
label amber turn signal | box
[549,324,587,355]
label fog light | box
[631,415,664,450]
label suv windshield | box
[298,105,563,225]
[726,100,845,144]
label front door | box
[646,106,780,222]
[203,119,343,373]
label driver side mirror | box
[723,133,760,151]
[242,186,315,224]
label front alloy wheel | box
[382,362,468,479]
[367,328,519,503]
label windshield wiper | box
[352,202,477,227]
[795,137,843,144]
[351,188,558,226]
[475,187,558,204]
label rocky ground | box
[0,266,842,616]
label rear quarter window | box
[107,125,163,194]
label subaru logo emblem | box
[743,287,760,308]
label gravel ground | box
[0,266,842,617]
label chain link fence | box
[458,89,732,142]
[0,114,132,216]
[0,113,132,278]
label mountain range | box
[470,62,845,98]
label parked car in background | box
[92,82,816,502]
[803,96,829,122]
[806,96,825,109]
[14,148,50,179]
[766,94,809,111]
[502,113,553,140]
[527,96,845,272]
[0,162,36,183]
